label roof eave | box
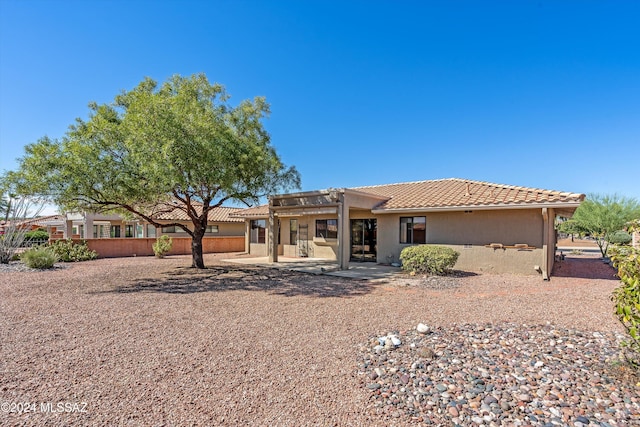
[229,213,269,219]
[342,188,391,201]
[371,201,583,214]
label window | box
[250,219,266,243]
[91,224,108,238]
[110,225,121,238]
[136,224,144,238]
[206,225,219,233]
[290,219,298,245]
[161,225,176,233]
[125,225,134,238]
[147,225,156,238]
[316,219,338,239]
[400,216,426,244]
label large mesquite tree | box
[11,74,300,268]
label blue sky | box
[1,0,638,213]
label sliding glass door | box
[350,219,377,262]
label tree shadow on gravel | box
[552,255,619,280]
[94,265,377,298]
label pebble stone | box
[357,323,639,426]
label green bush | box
[609,230,632,245]
[610,220,640,368]
[24,229,50,241]
[152,235,173,258]
[48,239,98,262]
[399,245,459,275]
[21,246,58,269]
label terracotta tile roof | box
[352,178,584,210]
[151,204,245,223]
[0,215,66,230]
[229,204,269,218]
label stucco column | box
[336,197,344,269]
[541,208,550,280]
[244,221,250,254]
[268,210,278,263]
[338,194,350,270]
[84,214,94,239]
[547,208,556,279]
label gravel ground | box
[0,252,638,426]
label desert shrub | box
[610,223,640,368]
[21,246,58,269]
[152,235,173,258]
[609,230,632,246]
[24,229,50,241]
[0,198,43,263]
[48,239,98,262]
[400,245,459,275]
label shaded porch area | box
[223,256,402,281]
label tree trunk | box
[191,228,206,269]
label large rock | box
[417,323,430,334]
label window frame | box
[316,219,338,239]
[110,225,121,238]
[250,219,266,244]
[161,225,176,234]
[399,216,426,244]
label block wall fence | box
[50,236,244,258]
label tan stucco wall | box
[426,210,542,246]
[250,215,339,259]
[249,243,267,256]
[376,209,546,275]
[349,209,377,220]
[442,244,543,275]
[295,214,338,259]
[246,215,339,259]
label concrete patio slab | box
[222,256,402,281]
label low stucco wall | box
[442,244,544,275]
[61,236,245,258]
[249,243,267,257]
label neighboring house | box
[148,203,246,238]
[16,204,247,258]
[13,205,245,240]
[0,215,67,235]
[231,178,585,280]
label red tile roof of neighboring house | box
[352,178,584,211]
[229,204,269,218]
[151,204,245,223]
[0,215,66,230]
